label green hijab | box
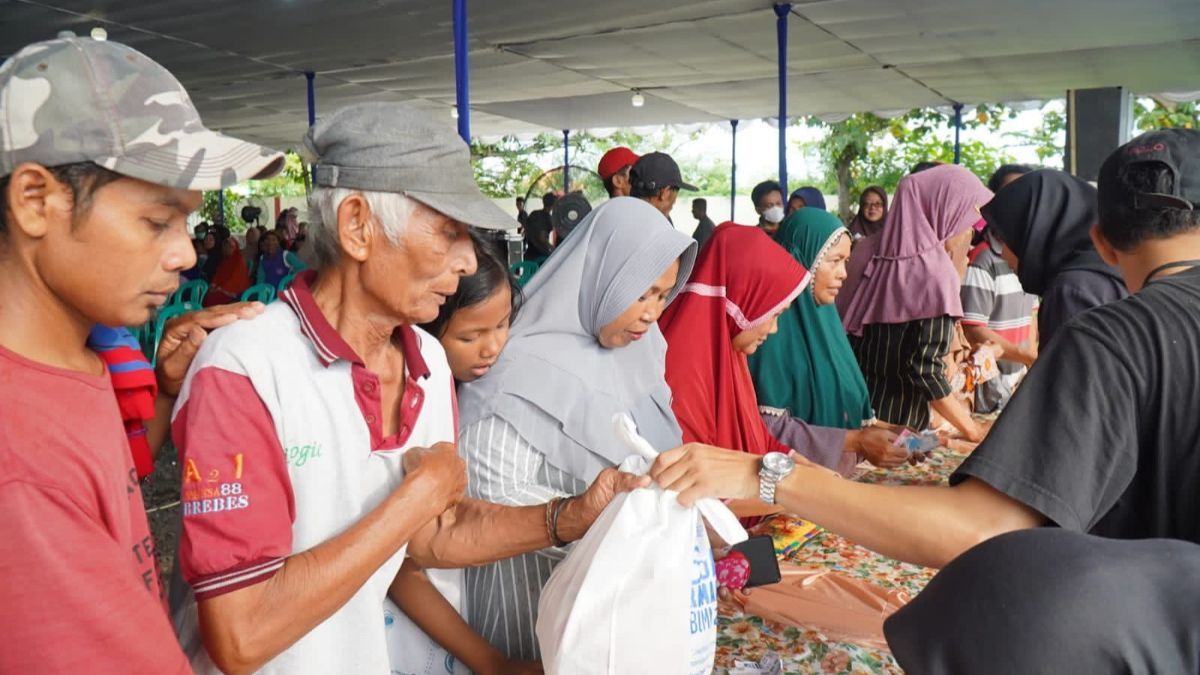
[747,208,874,428]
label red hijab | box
[660,223,809,455]
[209,243,252,302]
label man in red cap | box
[598,146,640,198]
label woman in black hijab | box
[200,225,231,283]
[981,169,1128,346]
[884,528,1200,675]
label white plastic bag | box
[535,415,748,675]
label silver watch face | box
[763,451,795,475]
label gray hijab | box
[457,197,698,482]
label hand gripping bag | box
[536,415,748,674]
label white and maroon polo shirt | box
[169,271,458,674]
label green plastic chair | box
[510,261,540,288]
[241,283,277,304]
[172,279,208,311]
[148,303,189,365]
[277,271,299,293]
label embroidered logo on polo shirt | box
[286,442,324,467]
[181,455,251,517]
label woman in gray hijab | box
[456,197,698,659]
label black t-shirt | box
[953,265,1200,543]
[885,529,1200,675]
[1037,268,1128,347]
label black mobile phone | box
[731,535,781,588]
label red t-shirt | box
[0,346,189,674]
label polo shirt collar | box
[280,270,431,380]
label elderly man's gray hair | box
[307,187,415,269]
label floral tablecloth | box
[714,444,973,674]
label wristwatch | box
[758,452,795,504]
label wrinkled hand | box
[855,427,907,468]
[403,442,468,516]
[650,443,759,507]
[558,467,650,542]
[155,302,266,396]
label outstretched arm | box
[649,444,1044,569]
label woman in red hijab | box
[205,235,252,306]
[660,223,809,460]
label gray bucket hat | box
[0,37,285,189]
[304,102,515,231]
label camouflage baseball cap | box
[0,38,284,189]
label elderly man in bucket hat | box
[0,37,284,673]
[169,102,644,674]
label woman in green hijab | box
[748,208,907,472]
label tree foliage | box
[201,152,309,232]
[800,105,1035,221]
[1134,98,1199,131]
[199,189,244,231]
[469,128,708,199]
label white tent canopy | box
[5,0,1200,149]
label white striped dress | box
[458,416,587,660]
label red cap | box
[598,146,640,181]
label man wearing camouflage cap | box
[0,37,285,672]
[169,102,644,673]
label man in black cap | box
[629,151,697,221]
[651,128,1200,564]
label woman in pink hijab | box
[839,165,992,441]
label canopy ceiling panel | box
[908,40,1200,103]
[476,90,723,130]
[653,68,942,120]
[322,49,625,104]
[801,0,1200,65]
[3,0,1200,146]
[499,10,876,91]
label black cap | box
[630,152,698,192]
[1099,129,1200,213]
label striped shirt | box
[961,247,1039,412]
[459,416,587,660]
[853,316,956,430]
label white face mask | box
[762,206,785,224]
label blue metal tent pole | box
[453,0,471,142]
[730,119,739,221]
[305,71,316,184]
[953,103,964,164]
[218,188,225,225]
[305,71,316,127]
[775,3,791,195]
[563,129,570,193]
